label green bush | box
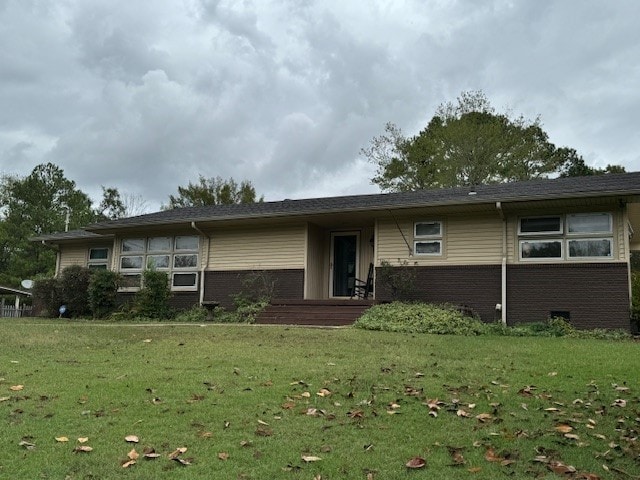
[32,278,63,317]
[355,302,487,335]
[133,270,173,319]
[174,306,209,323]
[631,272,640,324]
[88,270,120,318]
[59,265,92,317]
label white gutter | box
[496,202,507,326]
[191,222,211,306]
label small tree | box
[134,270,172,319]
[59,265,92,317]
[377,259,417,301]
[88,270,120,318]
[32,278,63,317]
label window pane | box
[89,248,109,260]
[148,237,172,252]
[147,255,170,269]
[175,236,199,251]
[122,239,145,252]
[88,264,108,270]
[174,254,197,268]
[121,256,143,269]
[121,274,141,288]
[520,217,562,234]
[568,213,612,234]
[173,273,197,287]
[415,222,441,237]
[414,241,441,255]
[520,241,562,259]
[568,239,612,258]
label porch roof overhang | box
[0,286,32,297]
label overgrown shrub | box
[133,270,172,319]
[355,302,486,335]
[59,265,92,317]
[174,305,209,323]
[32,278,63,317]
[376,259,417,300]
[88,270,120,318]
[631,272,640,328]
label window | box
[567,239,612,258]
[520,240,563,259]
[519,216,562,235]
[88,247,109,269]
[519,213,614,261]
[567,213,612,234]
[414,221,442,256]
[119,235,199,291]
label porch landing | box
[255,299,375,326]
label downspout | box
[496,202,507,326]
[191,222,211,306]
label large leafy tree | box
[166,176,263,209]
[362,91,608,191]
[557,147,626,177]
[0,163,126,285]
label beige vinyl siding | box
[209,224,306,270]
[305,223,324,299]
[58,245,88,271]
[376,214,502,265]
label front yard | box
[0,319,638,479]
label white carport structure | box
[0,286,32,317]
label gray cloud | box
[1,0,639,212]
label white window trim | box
[518,216,563,236]
[413,240,443,256]
[171,272,199,291]
[518,212,615,262]
[413,220,443,256]
[118,235,199,291]
[567,237,613,259]
[519,239,564,261]
[566,213,613,235]
[88,247,110,268]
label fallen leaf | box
[405,456,426,469]
[484,448,502,463]
[548,461,576,475]
[19,440,36,450]
[55,436,69,443]
[125,435,139,443]
[302,455,322,462]
[555,424,573,433]
[255,426,273,437]
[317,388,332,397]
[142,339,152,343]
[0,396,10,402]
[77,437,89,443]
[611,399,626,407]
[475,413,492,422]
[257,419,270,426]
[10,385,24,391]
[468,467,482,473]
[122,459,136,468]
[127,448,139,460]
[168,447,188,459]
[218,452,229,460]
[73,446,93,453]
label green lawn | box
[0,319,638,479]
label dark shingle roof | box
[31,229,113,242]
[86,172,640,231]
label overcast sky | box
[1,0,639,213]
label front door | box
[330,232,359,297]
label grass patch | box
[0,319,638,479]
